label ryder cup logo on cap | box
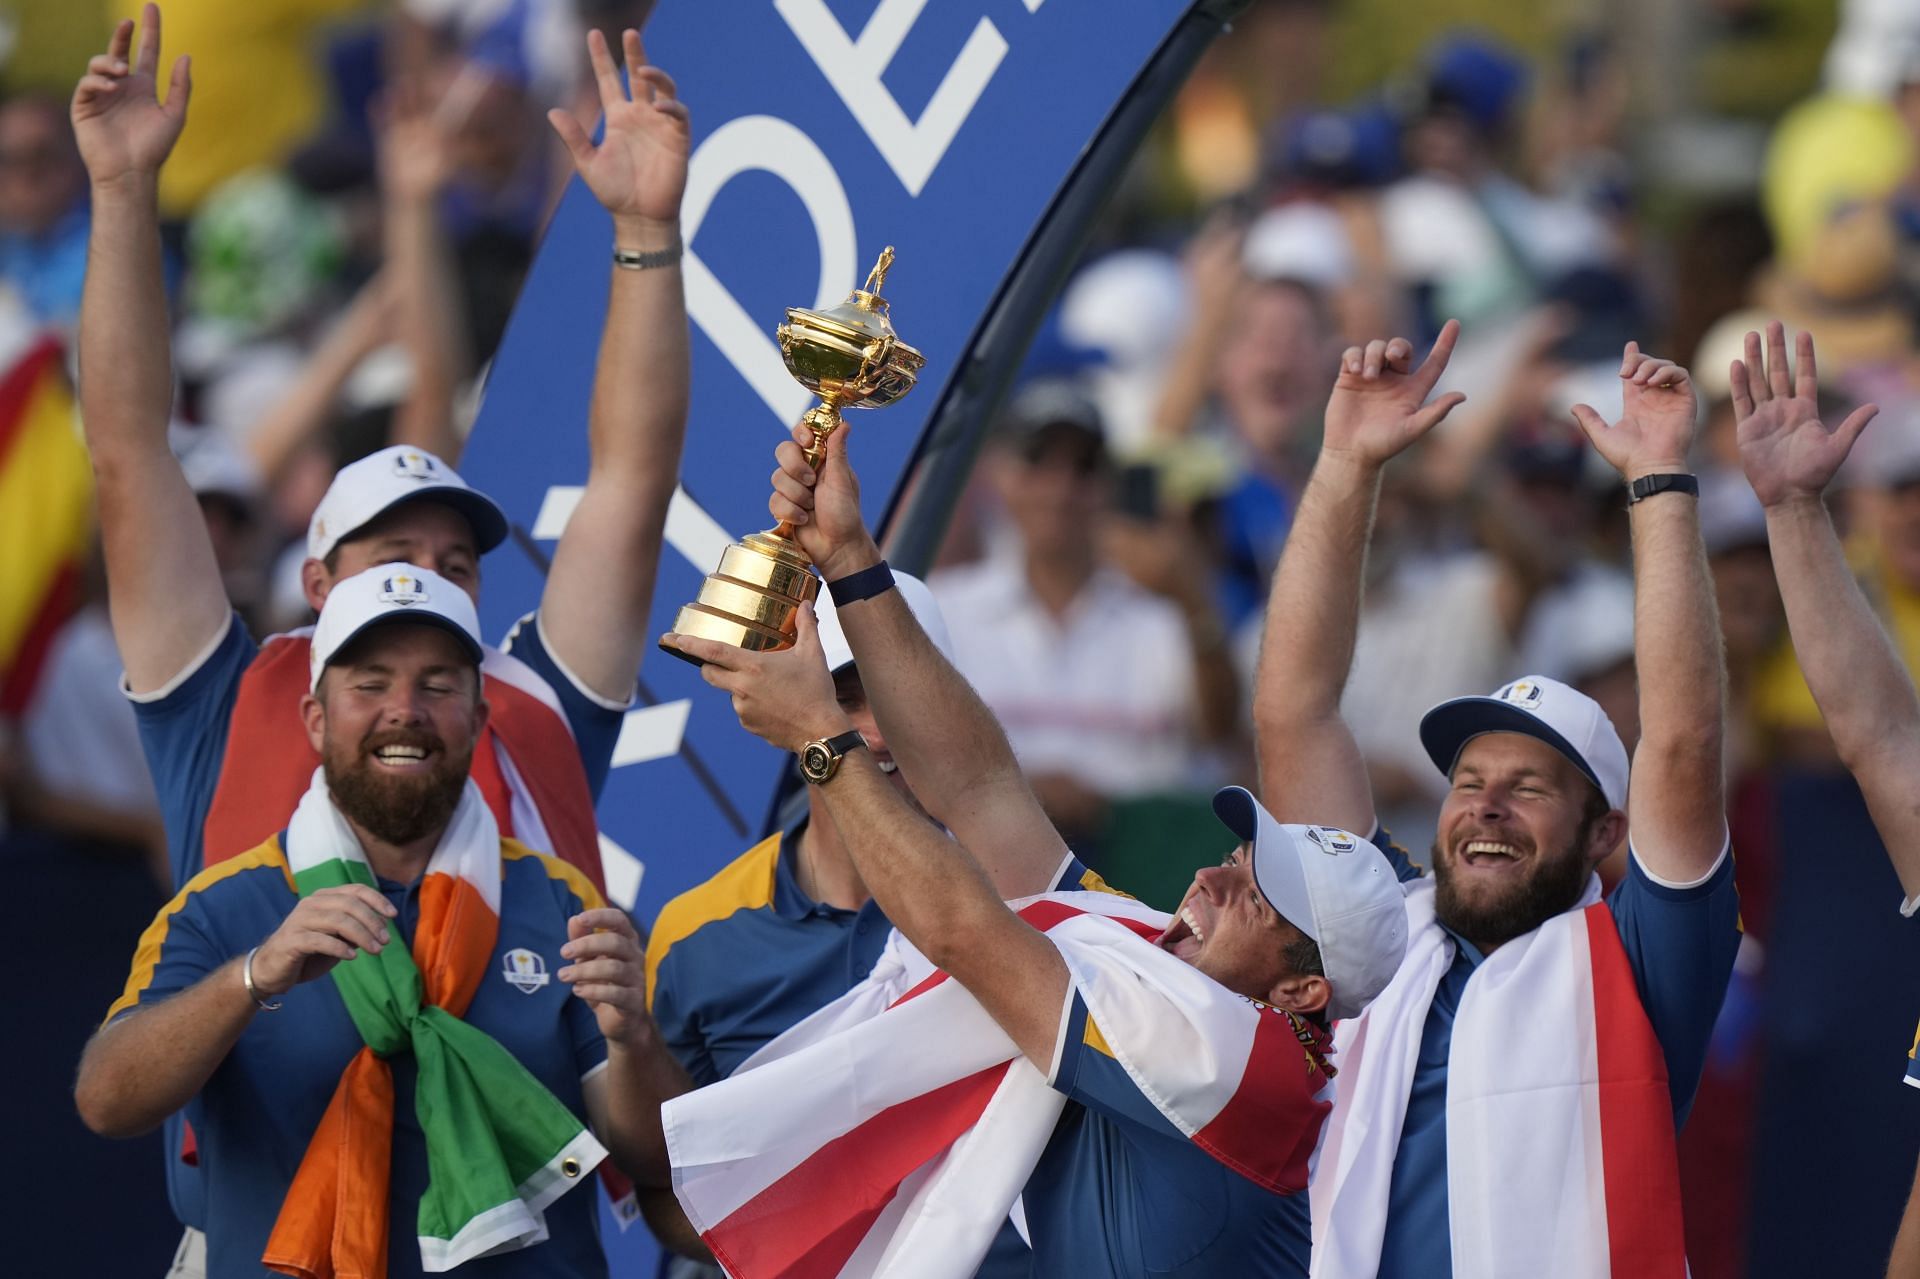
[305,445,511,562]
[1304,826,1359,854]
[1211,787,1407,1022]
[379,572,430,606]
[309,562,486,692]
[1419,673,1630,812]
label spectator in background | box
[932,380,1238,846]
[0,93,91,330]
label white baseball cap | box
[1211,787,1408,1021]
[813,571,954,676]
[306,446,510,562]
[309,562,485,693]
[1419,675,1629,811]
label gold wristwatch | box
[798,730,867,785]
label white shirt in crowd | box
[931,554,1202,798]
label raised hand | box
[769,421,875,579]
[558,907,652,1047]
[547,28,688,230]
[248,885,396,998]
[1322,320,1467,467]
[1732,322,1879,508]
[375,79,456,207]
[70,3,190,189]
[662,601,848,753]
[1570,342,1698,482]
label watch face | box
[802,743,832,781]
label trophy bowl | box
[778,298,926,410]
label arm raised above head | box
[72,6,230,694]
[1734,324,1920,897]
[1570,344,1726,878]
[1255,322,1466,833]
[540,27,692,705]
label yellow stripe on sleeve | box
[502,839,608,912]
[1083,1013,1118,1060]
[105,839,293,1022]
[644,833,783,1008]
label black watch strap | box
[826,560,895,606]
[824,730,868,758]
[1626,472,1699,504]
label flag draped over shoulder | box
[263,771,605,1278]
[0,335,89,716]
[664,891,1336,1279]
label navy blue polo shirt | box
[1025,992,1314,1277]
[1369,829,1741,1278]
[107,836,612,1279]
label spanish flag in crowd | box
[0,335,91,716]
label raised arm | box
[1732,324,1920,896]
[539,28,691,703]
[1253,322,1465,832]
[71,6,228,694]
[674,607,1069,1068]
[1571,345,1726,875]
[376,81,468,466]
[751,424,1069,899]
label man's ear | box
[1585,808,1629,867]
[301,557,331,616]
[301,687,327,756]
[1267,971,1331,1016]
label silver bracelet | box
[613,240,683,270]
[243,946,283,1012]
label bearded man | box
[76,564,677,1279]
[1253,324,1741,1278]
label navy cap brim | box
[327,611,486,672]
[371,487,511,555]
[1418,697,1607,798]
[1212,785,1259,843]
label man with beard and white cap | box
[1254,321,1740,1277]
[77,563,677,1279]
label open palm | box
[1322,320,1467,466]
[548,28,689,225]
[1570,343,1697,481]
[70,5,190,187]
[1733,322,1878,508]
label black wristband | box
[1626,472,1699,505]
[826,559,896,606]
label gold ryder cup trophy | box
[662,247,925,663]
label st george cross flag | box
[663,891,1335,1279]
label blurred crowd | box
[5,0,1920,1274]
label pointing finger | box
[1412,319,1460,394]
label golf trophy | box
[662,246,925,663]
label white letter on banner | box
[683,115,857,427]
[775,0,1007,197]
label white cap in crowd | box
[1419,675,1630,812]
[813,571,954,676]
[307,445,510,562]
[309,562,485,693]
[1210,787,1408,1022]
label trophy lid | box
[787,247,911,345]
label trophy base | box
[661,530,820,667]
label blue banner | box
[464,0,1207,919]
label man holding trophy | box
[651,260,1408,1277]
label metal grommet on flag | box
[562,1158,582,1178]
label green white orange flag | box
[264,770,605,1277]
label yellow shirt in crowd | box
[109,0,370,217]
